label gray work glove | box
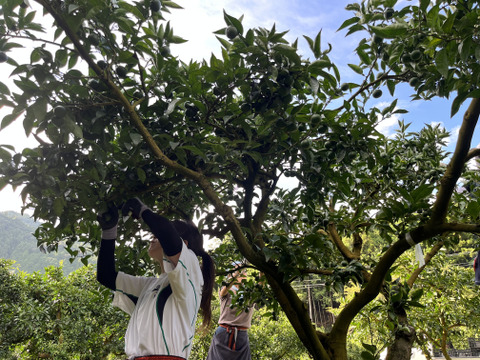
[121,197,150,220]
[97,206,119,240]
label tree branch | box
[328,223,359,260]
[34,0,266,270]
[430,98,480,225]
[264,272,331,360]
[436,222,480,233]
[466,146,480,162]
[407,240,444,288]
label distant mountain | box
[0,211,83,274]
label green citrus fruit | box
[115,66,128,78]
[150,0,161,13]
[384,7,394,20]
[87,34,100,46]
[409,77,420,87]
[160,45,171,57]
[225,26,238,40]
[53,105,67,117]
[373,34,383,44]
[97,60,107,69]
[133,90,143,99]
[372,89,383,98]
[410,49,422,62]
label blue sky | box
[0,0,476,212]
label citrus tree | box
[409,254,480,360]
[0,261,127,359]
[342,235,480,360]
[1,0,480,359]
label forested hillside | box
[0,211,83,274]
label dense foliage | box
[0,260,127,359]
[1,0,480,359]
[0,259,309,360]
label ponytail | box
[198,249,215,327]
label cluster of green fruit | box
[242,68,295,115]
[372,31,428,92]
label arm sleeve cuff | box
[101,226,117,240]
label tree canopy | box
[1,0,480,359]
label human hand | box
[97,205,119,240]
[121,197,149,219]
[97,206,119,230]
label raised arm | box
[122,198,183,265]
[96,206,119,290]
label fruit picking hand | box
[121,197,149,219]
[97,206,119,230]
[97,206,119,240]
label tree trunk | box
[385,306,415,360]
[385,326,415,360]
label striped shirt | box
[113,242,203,359]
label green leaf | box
[162,1,183,9]
[441,11,455,33]
[1,111,23,130]
[180,145,206,159]
[245,29,254,46]
[387,79,396,96]
[370,24,408,39]
[466,201,480,220]
[419,0,430,12]
[308,60,332,75]
[137,168,146,183]
[346,24,366,38]
[53,197,64,216]
[216,35,232,50]
[410,288,424,302]
[0,81,11,95]
[273,44,301,66]
[129,132,143,146]
[303,35,314,54]
[357,47,371,65]
[411,184,434,203]
[30,97,47,124]
[313,30,322,59]
[223,10,243,35]
[0,177,8,191]
[451,90,469,117]
[459,38,473,62]
[362,343,377,353]
[348,64,363,75]
[23,111,35,136]
[435,49,449,77]
[337,17,360,32]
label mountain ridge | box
[0,211,83,274]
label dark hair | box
[172,219,215,328]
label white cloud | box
[374,101,403,137]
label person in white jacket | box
[96,198,215,360]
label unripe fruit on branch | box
[150,0,161,13]
[225,25,238,40]
[372,89,383,98]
